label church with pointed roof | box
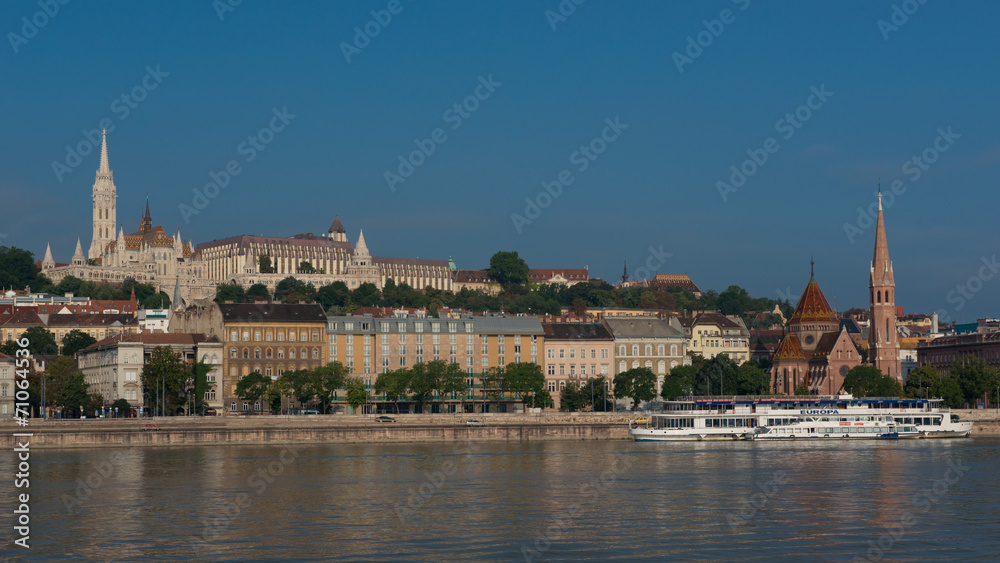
[770,261,862,395]
[40,131,216,305]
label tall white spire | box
[42,243,55,269]
[355,229,370,258]
[72,238,86,265]
[89,129,117,260]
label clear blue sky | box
[2,1,998,323]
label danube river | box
[6,438,999,561]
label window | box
[569,349,575,359]
[415,323,424,333]
[312,349,319,359]
[289,349,296,359]
[242,331,249,341]
[278,332,284,342]
[645,344,652,356]
[671,344,677,356]
[548,365,555,375]
[632,345,639,356]
[559,349,565,359]
[230,348,237,358]
[254,331,261,341]
[431,323,440,333]
[242,349,249,359]
[254,348,261,359]
[657,344,664,356]
[601,349,608,359]
[266,348,273,359]
[619,345,625,356]
[278,349,285,359]
[448,322,457,333]
[231,330,238,341]
[266,332,272,341]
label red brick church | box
[771,191,900,394]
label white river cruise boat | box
[628,395,973,442]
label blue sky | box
[2,1,998,323]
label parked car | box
[375,415,396,423]
[300,409,320,415]
[204,408,217,416]
[141,424,159,431]
[465,419,484,426]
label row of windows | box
[231,329,321,342]
[230,347,320,359]
[547,348,610,359]
[617,360,677,375]
[547,364,610,376]
[617,344,681,357]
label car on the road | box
[465,419,484,426]
[141,424,159,431]
[375,415,396,423]
[300,409,320,415]
[204,408,217,416]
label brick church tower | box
[869,191,901,380]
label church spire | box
[870,185,900,380]
[622,260,629,283]
[140,195,153,234]
[99,129,110,174]
[72,238,86,265]
[42,243,55,269]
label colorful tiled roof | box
[773,334,805,361]
[789,277,837,325]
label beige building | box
[541,322,613,409]
[77,333,223,414]
[327,312,544,413]
[603,317,688,404]
[674,312,751,364]
[1,310,138,353]
[0,353,15,419]
[168,303,328,413]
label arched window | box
[254,348,261,359]
[877,291,881,303]
[657,360,665,374]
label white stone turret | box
[72,238,87,266]
[89,129,117,261]
[42,243,55,270]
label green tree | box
[504,362,546,408]
[317,281,351,311]
[438,361,470,410]
[589,376,613,411]
[141,346,190,415]
[525,389,554,409]
[841,365,902,397]
[0,246,42,290]
[214,283,246,304]
[259,254,275,273]
[298,261,316,274]
[345,376,369,411]
[235,371,271,404]
[56,370,90,418]
[951,355,999,406]
[375,368,411,414]
[614,367,657,410]
[111,398,132,417]
[716,285,751,316]
[698,355,739,395]
[794,381,811,396]
[488,251,529,288]
[42,356,77,413]
[559,381,586,411]
[904,366,940,399]
[280,369,319,406]
[246,283,270,301]
[736,361,771,395]
[315,362,349,413]
[22,326,59,355]
[351,282,381,307]
[192,358,211,413]
[61,329,97,357]
[661,365,697,400]
[408,363,436,410]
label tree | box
[236,371,271,404]
[794,381,811,396]
[351,282,381,307]
[589,376,613,411]
[259,254,275,273]
[214,283,246,304]
[317,281,350,311]
[61,329,97,357]
[408,363,436,410]
[697,355,738,395]
[504,362,546,408]
[280,369,319,406]
[246,283,270,301]
[661,365,697,400]
[345,376,369,411]
[56,370,90,418]
[737,361,771,395]
[841,366,902,397]
[22,326,58,355]
[525,389,554,409]
[951,355,999,407]
[375,368,411,414]
[488,251,529,288]
[438,361,469,410]
[111,398,132,417]
[298,261,316,274]
[42,356,77,414]
[614,367,656,410]
[559,381,586,411]
[315,362,349,413]
[904,366,940,400]
[570,298,588,317]
[141,346,190,415]
[716,285,751,316]
[0,246,42,290]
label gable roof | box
[542,322,613,341]
[789,277,837,325]
[603,317,684,338]
[773,334,805,361]
[218,303,327,323]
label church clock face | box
[804,335,814,346]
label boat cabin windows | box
[706,418,755,428]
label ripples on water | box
[4,438,999,561]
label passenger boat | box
[627,395,973,441]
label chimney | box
[932,312,939,334]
